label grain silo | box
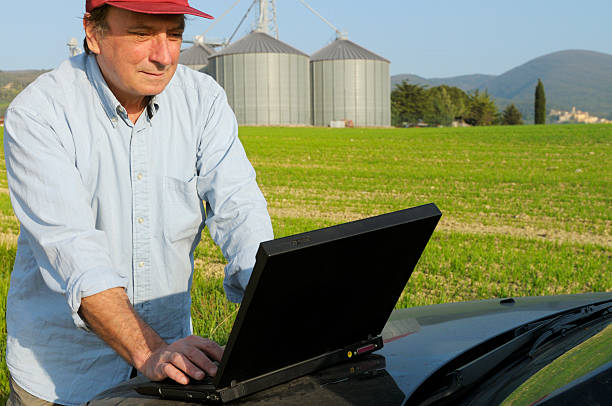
[310,38,391,127]
[179,41,216,72]
[207,31,311,126]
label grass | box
[0,243,16,403]
[1,124,611,400]
[245,125,611,237]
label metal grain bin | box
[207,32,310,126]
[310,39,390,127]
[179,42,216,72]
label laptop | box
[136,203,442,403]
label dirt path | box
[439,218,612,248]
[267,207,612,248]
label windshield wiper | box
[526,303,610,356]
[413,301,612,406]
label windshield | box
[500,322,612,405]
[406,301,612,405]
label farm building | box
[187,0,390,127]
[179,41,216,72]
[207,31,311,126]
[310,38,391,127]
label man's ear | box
[83,14,102,55]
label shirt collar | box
[148,95,160,120]
[85,54,161,127]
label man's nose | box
[150,35,174,67]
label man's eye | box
[170,33,184,40]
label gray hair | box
[83,5,111,55]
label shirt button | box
[137,217,144,224]
[138,262,145,268]
[137,173,143,180]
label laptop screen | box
[214,203,442,388]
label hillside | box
[391,73,494,92]
[483,50,612,120]
[0,70,49,116]
[392,50,612,121]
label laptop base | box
[135,336,383,403]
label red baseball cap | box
[86,0,213,19]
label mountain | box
[0,70,49,116]
[483,50,612,120]
[391,74,431,88]
[391,73,495,92]
[392,50,612,120]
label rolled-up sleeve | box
[4,107,127,329]
[195,90,274,303]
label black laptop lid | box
[214,203,442,388]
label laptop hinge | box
[218,336,383,403]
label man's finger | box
[183,346,218,377]
[169,351,206,381]
[163,362,190,385]
[190,336,224,362]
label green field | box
[1,124,611,400]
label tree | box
[464,90,499,126]
[437,85,470,116]
[501,104,523,125]
[534,79,546,124]
[391,80,428,126]
[425,87,455,126]
[424,85,469,126]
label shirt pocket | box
[163,176,204,243]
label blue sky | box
[1,0,611,77]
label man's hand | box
[79,288,223,386]
[140,335,224,385]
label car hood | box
[87,292,612,405]
[379,292,612,402]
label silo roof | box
[310,39,389,63]
[179,43,216,66]
[215,31,308,57]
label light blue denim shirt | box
[4,53,273,405]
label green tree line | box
[391,81,523,127]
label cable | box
[203,0,244,36]
[227,0,258,45]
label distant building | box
[207,31,311,126]
[549,107,611,124]
[452,120,470,128]
[310,38,391,127]
[180,0,392,128]
[179,41,216,72]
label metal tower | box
[256,0,279,39]
[67,38,83,57]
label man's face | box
[85,7,184,105]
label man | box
[4,1,273,404]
